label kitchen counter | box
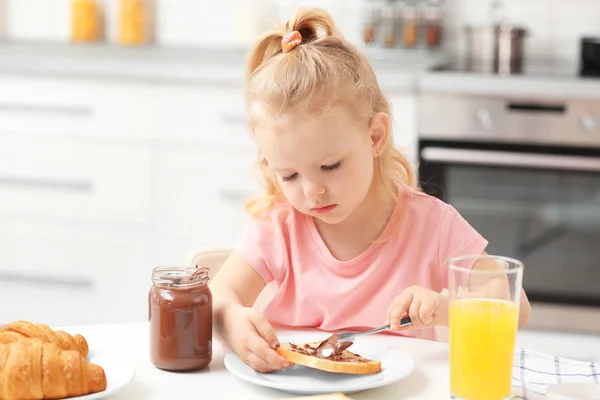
[418,67,600,100]
[0,40,446,92]
[1,41,599,98]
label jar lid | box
[402,6,418,20]
[152,265,210,288]
[546,383,600,400]
[424,7,443,21]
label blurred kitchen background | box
[0,0,599,360]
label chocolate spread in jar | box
[149,266,212,371]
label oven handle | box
[421,147,600,172]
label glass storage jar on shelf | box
[423,1,444,49]
[71,0,102,43]
[380,0,401,48]
[401,3,419,48]
[118,0,151,45]
[362,0,383,45]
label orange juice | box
[449,298,519,400]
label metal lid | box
[496,23,527,37]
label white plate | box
[67,351,136,400]
[224,332,415,395]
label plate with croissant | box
[0,320,135,400]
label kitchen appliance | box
[417,88,600,333]
[462,0,527,75]
[464,24,527,74]
[580,37,600,77]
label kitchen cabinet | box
[0,223,152,327]
[152,141,260,265]
[0,75,155,141]
[151,81,259,264]
[0,75,155,327]
[153,84,254,147]
[0,135,153,227]
[0,135,154,326]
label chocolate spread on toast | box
[289,335,368,363]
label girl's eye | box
[282,173,298,182]
[322,161,341,171]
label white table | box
[62,322,451,399]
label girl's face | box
[254,105,388,225]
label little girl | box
[210,7,531,373]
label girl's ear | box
[369,112,390,157]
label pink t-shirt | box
[235,190,488,341]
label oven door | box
[418,140,600,309]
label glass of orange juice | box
[448,254,523,400]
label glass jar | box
[380,0,401,48]
[149,266,212,371]
[118,0,150,45]
[71,0,101,43]
[424,6,443,48]
[401,5,419,48]
[362,0,382,45]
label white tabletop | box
[62,322,451,399]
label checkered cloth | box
[511,347,600,399]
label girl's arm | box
[208,251,288,372]
[466,252,531,329]
[209,251,267,337]
[517,287,531,328]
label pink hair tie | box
[282,30,302,53]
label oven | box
[417,93,600,333]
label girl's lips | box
[312,204,337,213]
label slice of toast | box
[276,340,381,375]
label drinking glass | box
[448,254,523,400]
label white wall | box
[2,0,359,45]
[1,0,359,46]
[4,0,600,64]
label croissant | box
[0,338,107,400]
[0,321,88,358]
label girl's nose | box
[303,180,326,200]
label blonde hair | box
[244,7,416,218]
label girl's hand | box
[385,286,449,330]
[222,305,292,373]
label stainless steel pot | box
[465,24,527,74]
